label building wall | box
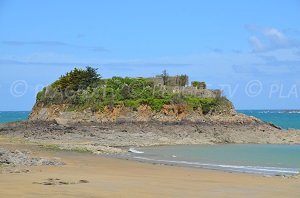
[147,76,188,87]
[162,86,221,98]
[146,76,221,98]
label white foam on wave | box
[256,110,300,114]
[133,156,299,175]
[128,148,144,154]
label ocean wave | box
[128,148,144,154]
[133,156,299,176]
[239,110,300,114]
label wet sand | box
[0,141,299,198]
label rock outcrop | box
[29,103,237,125]
[0,148,64,166]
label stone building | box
[146,75,189,87]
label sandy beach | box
[1,138,299,198]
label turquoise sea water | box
[127,110,300,175]
[0,111,30,124]
[238,110,300,129]
[129,144,300,175]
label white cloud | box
[246,25,299,52]
[262,28,288,45]
[1,40,108,52]
[248,36,265,52]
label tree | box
[52,66,101,91]
[85,66,100,83]
[161,70,169,86]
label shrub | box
[36,87,46,101]
[52,66,101,91]
[192,81,206,89]
[149,98,171,111]
[185,96,223,114]
[210,97,234,114]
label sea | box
[238,110,300,130]
[1,110,299,175]
[0,111,30,124]
[127,144,300,176]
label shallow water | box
[126,144,300,175]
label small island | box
[31,67,234,123]
[1,67,299,155]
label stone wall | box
[146,75,188,86]
[146,76,221,98]
[162,86,221,98]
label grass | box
[38,143,93,154]
[63,146,93,154]
[38,143,61,151]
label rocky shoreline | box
[1,113,299,155]
[0,147,64,174]
[0,148,64,167]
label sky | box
[0,0,300,111]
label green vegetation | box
[36,67,233,114]
[38,143,61,151]
[192,81,206,89]
[38,143,93,153]
[52,66,100,91]
[36,87,46,101]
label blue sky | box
[1,0,300,111]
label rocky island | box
[1,67,299,154]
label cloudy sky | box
[1,0,300,110]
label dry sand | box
[0,141,299,198]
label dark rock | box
[79,179,89,183]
